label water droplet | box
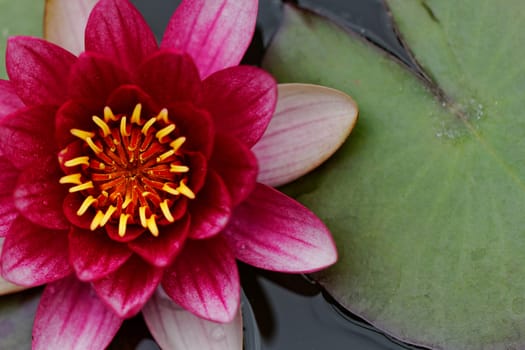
[210,325,226,341]
[512,297,525,315]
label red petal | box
[33,276,122,350]
[105,223,145,243]
[0,105,58,169]
[210,133,258,206]
[106,84,159,117]
[63,193,93,230]
[92,255,163,317]
[55,100,98,148]
[68,52,131,106]
[161,0,258,78]
[138,50,202,107]
[203,66,277,147]
[0,158,19,237]
[162,235,240,322]
[0,80,24,119]
[186,151,207,195]
[85,0,157,73]
[223,184,337,273]
[14,159,69,230]
[168,102,214,158]
[188,171,231,239]
[128,216,190,267]
[6,36,76,106]
[1,217,71,286]
[69,227,132,281]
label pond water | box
[122,1,424,349]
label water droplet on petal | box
[210,325,226,341]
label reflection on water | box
[240,265,421,350]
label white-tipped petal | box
[143,288,243,350]
[253,83,358,187]
[44,0,99,55]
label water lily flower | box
[0,0,358,348]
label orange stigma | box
[59,104,195,237]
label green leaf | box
[263,3,525,349]
[0,0,44,79]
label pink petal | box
[138,50,202,107]
[143,287,243,350]
[92,255,163,318]
[0,105,58,169]
[0,80,24,119]
[0,238,26,295]
[162,236,240,323]
[6,36,76,106]
[69,227,132,281]
[203,66,277,147]
[188,171,231,239]
[14,159,69,230]
[33,276,123,350]
[223,183,337,273]
[0,158,19,237]
[127,216,190,267]
[161,0,258,78]
[253,83,359,186]
[85,0,157,73]
[1,217,72,286]
[68,52,131,105]
[210,133,258,206]
[44,0,99,55]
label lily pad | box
[263,3,525,349]
[0,0,44,78]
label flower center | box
[59,104,195,237]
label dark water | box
[114,1,425,349]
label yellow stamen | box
[156,108,169,123]
[131,104,142,124]
[141,117,157,135]
[118,213,130,237]
[146,215,159,237]
[122,197,132,209]
[59,173,82,185]
[104,106,118,122]
[71,129,95,141]
[76,195,96,216]
[85,138,103,154]
[92,116,111,137]
[156,149,175,162]
[139,206,147,228]
[101,205,117,226]
[90,210,105,231]
[160,200,174,222]
[64,156,90,167]
[170,165,189,173]
[155,124,176,142]
[177,180,195,199]
[162,183,180,196]
[120,116,130,136]
[169,137,186,153]
[69,181,94,193]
